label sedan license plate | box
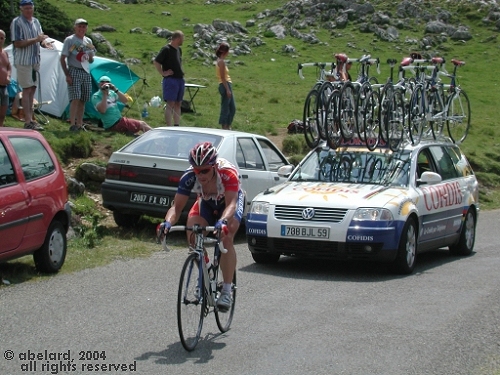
[281,225,330,238]
[130,192,169,206]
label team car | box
[246,139,479,274]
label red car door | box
[0,141,29,253]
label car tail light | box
[105,164,122,180]
[168,176,180,183]
[120,168,139,178]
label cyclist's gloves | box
[214,218,229,235]
[156,221,172,243]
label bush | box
[282,134,307,155]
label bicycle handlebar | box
[297,62,333,79]
[167,225,228,253]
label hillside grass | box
[5,0,498,207]
[2,0,500,283]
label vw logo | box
[302,208,315,220]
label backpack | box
[287,119,304,134]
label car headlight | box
[352,208,393,221]
[250,201,270,215]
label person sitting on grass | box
[91,75,152,136]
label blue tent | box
[67,56,140,120]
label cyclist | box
[159,142,244,311]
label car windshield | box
[122,129,223,158]
[290,146,411,187]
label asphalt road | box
[1,210,499,375]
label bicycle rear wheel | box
[177,252,206,351]
[407,85,426,145]
[356,82,372,141]
[338,81,357,140]
[386,90,405,151]
[303,89,321,148]
[363,90,381,151]
[446,89,471,143]
[324,89,341,149]
[215,268,237,333]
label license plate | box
[130,192,169,206]
[280,225,330,238]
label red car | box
[0,127,71,273]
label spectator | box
[0,30,12,127]
[334,53,352,82]
[91,76,152,136]
[10,0,54,131]
[216,42,236,130]
[153,30,185,126]
[60,18,96,132]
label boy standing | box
[60,18,95,132]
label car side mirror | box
[417,171,442,186]
[277,164,294,178]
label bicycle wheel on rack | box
[446,89,471,144]
[427,89,445,139]
[324,89,341,149]
[177,252,206,351]
[215,268,237,333]
[317,81,336,140]
[303,89,321,148]
[356,82,372,141]
[378,84,393,143]
[338,81,357,140]
[386,90,405,151]
[407,85,426,145]
[363,90,381,151]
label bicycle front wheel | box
[215,269,237,333]
[303,89,321,148]
[177,252,206,351]
[446,89,471,143]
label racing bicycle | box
[158,224,237,351]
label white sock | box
[223,283,232,294]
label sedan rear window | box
[122,129,222,158]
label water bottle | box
[205,254,214,279]
[141,103,149,118]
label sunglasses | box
[194,167,213,175]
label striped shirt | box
[10,14,43,65]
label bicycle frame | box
[169,224,235,351]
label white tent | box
[5,40,69,118]
[6,40,140,120]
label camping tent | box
[5,40,140,119]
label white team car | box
[246,139,479,274]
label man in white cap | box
[10,0,53,131]
[60,18,95,132]
[92,75,152,136]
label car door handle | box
[241,174,248,179]
[274,176,279,181]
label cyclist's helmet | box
[189,142,218,167]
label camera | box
[102,84,110,90]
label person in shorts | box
[60,18,95,132]
[153,30,185,126]
[10,0,54,131]
[159,142,245,312]
[0,30,12,127]
[91,76,152,136]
